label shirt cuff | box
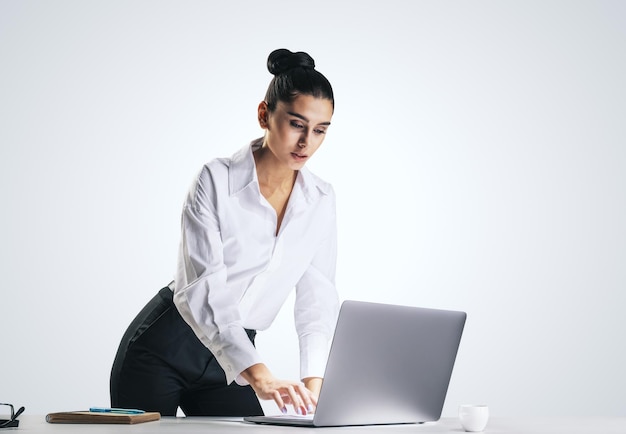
[211,326,264,385]
[299,332,332,380]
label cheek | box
[276,124,297,140]
[268,125,290,145]
[315,133,327,146]
[309,138,325,154]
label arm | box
[303,377,323,398]
[173,165,262,384]
[294,188,340,392]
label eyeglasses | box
[0,403,25,428]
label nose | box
[298,131,309,148]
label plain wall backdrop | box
[1,0,625,418]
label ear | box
[258,101,269,129]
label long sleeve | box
[294,186,340,380]
[173,165,262,385]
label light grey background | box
[1,0,624,418]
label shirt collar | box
[228,138,261,196]
[296,164,331,204]
[229,138,331,203]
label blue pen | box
[89,407,145,415]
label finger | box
[296,383,315,413]
[285,385,305,415]
[272,390,287,414]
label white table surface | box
[12,415,626,433]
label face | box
[258,94,333,171]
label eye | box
[314,128,326,135]
[290,120,304,129]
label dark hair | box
[264,48,334,112]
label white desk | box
[16,416,626,433]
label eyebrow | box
[287,111,331,126]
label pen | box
[89,407,145,415]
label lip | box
[291,152,308,161]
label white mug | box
[459,404,489,432]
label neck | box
[253,145,297,190]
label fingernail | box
[307,404,314,412]
[281,406,287,414]
[295,407,302,415]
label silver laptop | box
[244,300,466,427]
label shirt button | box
[216,350,222,357]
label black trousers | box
[110,285,264,417]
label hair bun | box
[267,49,315,75]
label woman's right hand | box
[241,363,316,415]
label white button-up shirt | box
[173,138,339,385]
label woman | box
[110,48,339,417]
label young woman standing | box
[110,48,339,417]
